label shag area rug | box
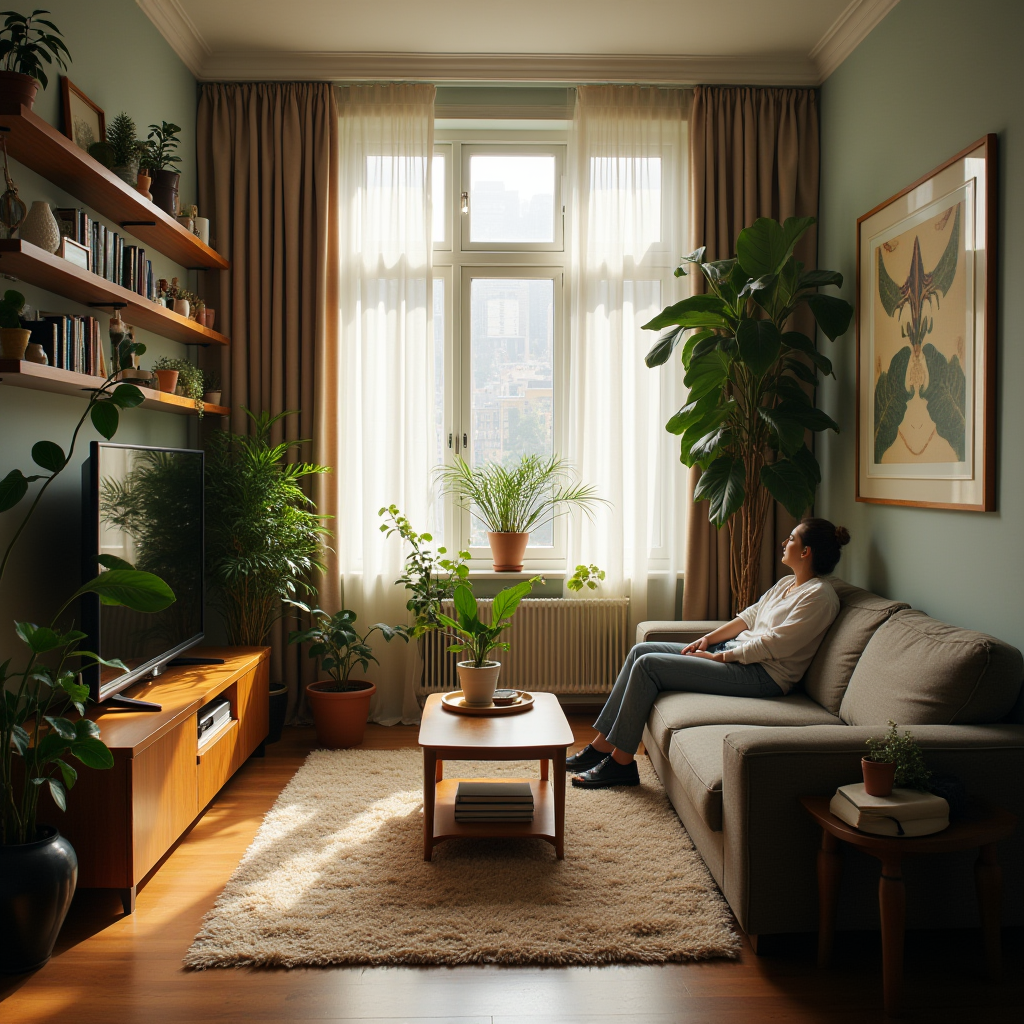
[184,749,739,968]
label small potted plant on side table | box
[863,720,932,796]
[289,605,409,749]
[436,578,539,706]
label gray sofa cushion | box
[668,725,737,833]
[647,690,839,755]
[803,578,909,714]
[840,609,1024,726]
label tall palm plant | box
[436,454,604,535]
[204,409,330,645]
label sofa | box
[637,578,1024,943]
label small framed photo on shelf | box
[856,134,997,511]
[59,236,90,272]
[60,77,105,153]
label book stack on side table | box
[830,783,950,837]
[455,781,534,822]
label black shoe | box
[565,743,608,772]
[571,756,640,788]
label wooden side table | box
[800,796,1016,1017]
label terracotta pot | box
[862,757,896,797]
[487,531,529,572]
[0,327,31,359]
[204,390,222,406]
[456,661,502,706]
[306,679,376,749]
[202,307,216,330]
[24,342,46,364]
[150,169,180,216]
[153,369,179,393]
[0,71,39,113]
[136,172,152,201]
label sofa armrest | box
[636,619,728,645]
[720,724,1024,935]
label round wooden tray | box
[440,690,535,715]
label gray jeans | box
[593,641,783,755]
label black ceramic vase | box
[150,169,180,216]
[0,826,78,974]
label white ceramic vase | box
[20,201,60,253]
[193,216,210,246]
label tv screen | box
[82,442,204,702]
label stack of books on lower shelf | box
[830,783,949,837]
[455,781,534,823]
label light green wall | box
[0,0,199,649]
[817,0,1024,648]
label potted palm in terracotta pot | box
[435,578,538,706]
[0,10,70,113]
[289,605,409,749]
[436,453,605,572]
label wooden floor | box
[2,718,1020,1024]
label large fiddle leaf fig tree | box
[643,216,853,611]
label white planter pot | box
[456,661,501,707]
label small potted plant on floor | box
[0,9,70,112]
[863,720,932,796]
[436,578,539,706]
[436,453,605,572]
[289,605,409,748]
[142,120,182,216]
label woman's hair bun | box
[835,525,851,546]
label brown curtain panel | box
[683,85,820,619]
[197,82,340,713]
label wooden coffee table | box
[801,795,1017,1017]
[418,691,574,861]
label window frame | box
[433,131,570,571]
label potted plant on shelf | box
[1,330,175,973]
[643,216,853,612]
[0,287,29,358]
[203,368,222,407]
[288,606,409,748]
[105,111,146,187]
[152,356,203,414]
[435,579,539,706]
[436,453,605,572]
[0,9,70,113]
[863,720,932,797]
[141,121,182,216]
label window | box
[432,135,567,567]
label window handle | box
[448,432,452,449]
[463,432,468,451]
[460,191,469,214]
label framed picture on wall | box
[856,134,997,510]
[60,77,105,153]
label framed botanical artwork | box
[856,134,997,510]
[60,77,105,153]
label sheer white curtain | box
[566,86,688,628]
[326,84,435,725]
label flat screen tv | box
[82,442,204,706]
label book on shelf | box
[455,781,534,803]
[830,783,949,837]
[37,313,104,376]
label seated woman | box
[569,517,850,788]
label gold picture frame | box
[856,134,997,510]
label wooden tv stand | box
[53,647,270,914]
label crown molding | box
[135,0,209,78]
[810,0,900,82]
[139,0,899,87]
[194,51,819,86]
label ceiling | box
[137,0,900,85]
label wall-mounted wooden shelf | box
[0,106,228,271]
[0,240,228,347]
[0,359,229,416]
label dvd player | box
[197,697,232,741]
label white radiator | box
[419,597,629,696]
